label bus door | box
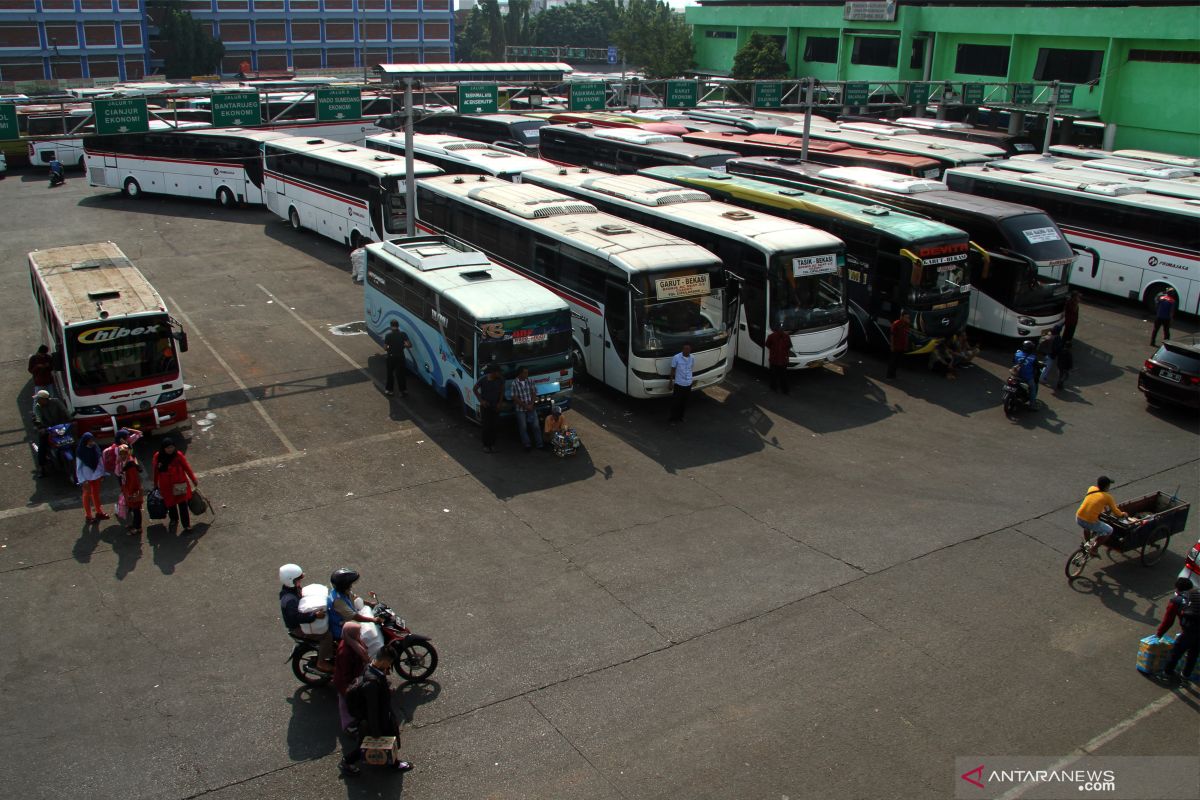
[603,282,630,394]
[369,185,386,242]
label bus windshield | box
[770,252,847,331]
[910,242,970,304]
[476,309,573,368]
[66,315,179,391]
[631,268,728,356]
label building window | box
[804,36,838,63]
[955,43,1010,77]
[1128,49,1200,64]
[705,30,736,40]
[1033,48,1103,84]
[850,37,898,68]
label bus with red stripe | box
[263,137,441,248]
[944,164,1200,314]
[415,175,736,399]
[28,242,190,438]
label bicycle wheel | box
[1065,547,1091,580]
[1141,525,1171,566]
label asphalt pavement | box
[0,168,1196,800]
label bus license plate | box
[1160,369,1182,382]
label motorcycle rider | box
[328,568,383,643]
[48,158,65,187]
[31,389,71,478]
[1013,340,1040,406]
[279,564,334,673]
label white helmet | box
[279,563,304,587]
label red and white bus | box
[28,242,189,437]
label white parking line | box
[169,299,300,455]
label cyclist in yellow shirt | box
[1076,476,1129,555]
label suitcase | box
[1136,634,1175,675]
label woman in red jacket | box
[119,445,145,536]
[152,437,198,531]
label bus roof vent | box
[721,210,755,221]
[443,141,491,152]
[306,139,325,145]
[1018,173,1142,195]
[469,184,597,219]
[337,146,356,152]
[780,189,806,196]
[584,175,709,206]
[71,260,106,271]
[373,154,396,161]
[460,269,492,281]
[595,223,633,235]
[862,205,891,216]
[86,289,121,300]
[382,238,492,271]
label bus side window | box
[533,245,561,284]
[605,282,630,360]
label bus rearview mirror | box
[176,331,189,353]
[582,327,591,346]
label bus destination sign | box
[459,83,499,114]
[93,98,149,136]
[792,253,839,277]
[0,103,18,141]
[655,273,710,300]
[211,92,262,127]
[316,87,362,122]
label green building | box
[686,0,1200,155]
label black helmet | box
[330,568,359,592]
[1021,340,1036,352]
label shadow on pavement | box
[396,679,442,724]
[1067,549,1188,626]
[145,520,208,575]
[262,220,356,274]
[724,361,897,434]
[75,192,272,226]
[1143,400,1200,435]
[285,685,340,762]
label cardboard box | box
[361,736,399,766]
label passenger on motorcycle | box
[1013,340,1040,404]
[31,389,71,478]
[328,568,382,642]
[1076,476,1129,555]
[279,564,334,672]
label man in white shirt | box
[668,342,695,422]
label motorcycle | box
[289,595,438,687]
[31,421,77,483]
[48,171,65,188]
[1002,364,1042,418]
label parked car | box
[1139,339,1200,409]
[1180,537,1200,583]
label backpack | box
[344,668,382,722]
[1180,590,1200,631]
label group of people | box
[928,332,980,380]
[279,565,415,777]
[1012,325,1075,405]
[472,364,581,455]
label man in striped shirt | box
[512,366,544,452]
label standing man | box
[510,366,543,451]
[1156,577,1199,682]
[668,342,695,423]
[382,320,413,397]
[27,345,55,396]
[1062,291,1081,344]
[765,325,792,394]
[31,389,70,478]
[1150,288,1177,347]
[1038,326,1062,387]
[473,364,504,453]
[886,312,911,379]
[339,644,414,776]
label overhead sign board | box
[92,98,149,135]
[843,82,869,107]
[210,91,262,127]
[961,82,984,105]
[458,83,498,114]
[752,82,783,109]
[0,104,18,141]
[607,45,618,65]
[568,81,606,111]
[844,0,897,21]
[1057,84,1076,106]
[906,82,930,105]
[316,87,362,121]
[1011,83,1034,104]
[665,80,698,109]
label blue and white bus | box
[363,235,574,420]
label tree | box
[530,1,621,48]
[613,0,693,80]
[155,2,224,78]
[455,6,495,62]
[731,32,789,81]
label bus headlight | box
[1017,317,1036,326]
[157,389,184,403]
[74,405,107,416]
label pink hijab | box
[341,622,369,661]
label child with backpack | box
[1155,577,1200,682]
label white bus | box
[364,133,553,182]
[945,165,1200,314]
[183,91,394,145]
[998,154,1200,186]
[775,118,999,177]
[364,235,574,420]
[415,175,737,399]
[523,167,850,371]
[263,136,442,248]
[28,242,189,437]
[1048,145,1200,171]
[85,127,285,205]
[30,115,204,169]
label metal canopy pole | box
[1041,80,1059,155]
[404,77,415,238]
[800,77,814,162]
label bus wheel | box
[571,345,588,382]
[445,385,467,418]
[216,187,235,208]
[350,230,365,250]
[288,207,302,231]
[123,178,141,198]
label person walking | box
[339,645,414,776]
[1062,291,1081,344]
[31,389,70,478]
[119,445,145,536]
[886,313,911,379]
[765,325,792,394]
[473,365,504,453]
[332,621,370,733]
[27,345,55,396]
[1038,326,1062,387]
[382,320,413,397]
[75,432,107,524]
[1156,577,1200,682]
[102,428,143,512]
[152,437,198,532]
[1150,288,1177,347]
[1055,341,1074,391]
[668,343,695,422]
[510,366,543,451]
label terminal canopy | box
[375,62,574,84]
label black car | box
[1139,339,1200,409]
